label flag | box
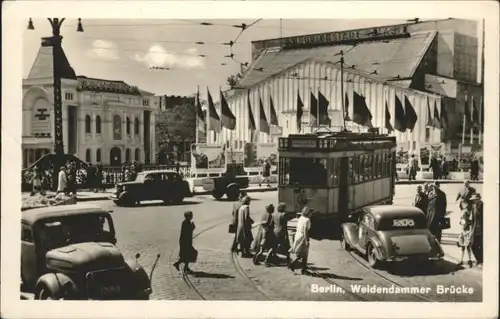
[394,94,406,132]
[196,91,206,133]
[296,91,304,132]
[440,98,448,130]
[404,95,418,132]
[385,102,393,133]
[259,97,270,134]
[344,92,351,121]
[318,91,331,126]
[471,96,480,128]
[310,92,318,127]
[220,90,236,130]
[248,91,256,131]
[433,100,441,129]
[479,97,484,132]
[426,98,434,128]
[207,88,221,133]
[269,95,279,126]
[352,91,373,128]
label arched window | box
[134,118,140,135]
[125,148,131,162]
[135,148,140,161]
[113,115,122,140]
[96,116,101,134]
[85,148,92,163]
[126,117,131,135]
[96,148,101,163]
[85,115,91,133]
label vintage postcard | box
[1,1,498,318]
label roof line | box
[237,49,269,87]
[406,31,438,83]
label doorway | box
[110,147,121,166]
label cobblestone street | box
[87,183,483,301]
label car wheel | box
[367,244,381,269]
[212,190,224,200]
[226,185,240,201]
[340,234,351,251]
[36,286,55,300]
[172,194,184,204]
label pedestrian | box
[430,156,441,180]
[455,180,476,213]
[470,158,479,180]
[56,166,67,195]
[423,182,431,196]
[457,206,474,268]
[86,163,95,191]
[176,161,181,173]
[173,211,196,273]
[470,194,483,266]
[441,159,449,179]
[272,202,291,263]
[288,206,313,275]
[413,185,428,213]
[426,182,447,243]
[259,158,272,188]
[30,166,44,196]
[252,204,277,266]
[408,155,419,181]
[236,196,254,257]
[95,165,104,192]
[230,191,247,252]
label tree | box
[226,72,242,89]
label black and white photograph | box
[2,1,499,319]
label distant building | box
[22,39,159,168]
[208,18,484,158]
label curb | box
[395,180,483,185]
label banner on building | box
[244,142,278,168]
[190,143,225,170]
[396,143,409,166]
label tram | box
[278,130,397,240]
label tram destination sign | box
[282,25,409,49]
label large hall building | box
[208,18,484,158]
[22,40,159,168]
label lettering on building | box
[77,78,140,95]
[282,25,408,49]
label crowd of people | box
[406,155,482,181]
[413,180,483,267]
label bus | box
[278,131,397,240]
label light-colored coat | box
[290,215,310,258]
[57,170,67,192]
[236,204,253,246]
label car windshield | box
[376,213,428,231]
[35,214,114,250]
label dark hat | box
[266,204,275,213]
[277,202,286,212]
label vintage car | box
[341,205,444,269]
[21,203,160,300]
[110,170,192,206]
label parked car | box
[110,170,192,206]
[21,203,160,300]
[341,205,444,269]
[201,163,249,201]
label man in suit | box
[272,203,291,263]
[413,185,429,213]
[426,182,447,243]
[230,191,247,252]
[471,194,483,266]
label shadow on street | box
[190,271,235,279]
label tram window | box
[382,154,387,177]
[288,158,328,186]
[376,154,382,178]
[328,158,340,187]
[278,157,290,185]
[351,156,358,183]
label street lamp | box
[28,18,83,189]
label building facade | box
[22,42,158,168]
[208,18,483,159]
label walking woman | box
[236,196,254,257]
[288,206,313,275]
[252,204,277,266]
[173,211,196,273]
[272,203,290,263]
[470,194,483,266]
[457,207,474,268]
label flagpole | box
[196,85,199,144]
[470,96,474,145]
[479,96,483,145]
[219,86,223,145]
[317,86,320,127]
[340,50,346,130]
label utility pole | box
[340,50,347,130]
[28,18,84,189]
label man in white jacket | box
[57,166,67,194]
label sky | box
[23,18,408,97]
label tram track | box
[231,252,274,300]
[345,249,437,302]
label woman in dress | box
[288,206,313,275]
[272,202,290,263]
[173,211,196,273]
[252,204,277,266]
[457,207,474,268]
[236,196,254,257]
